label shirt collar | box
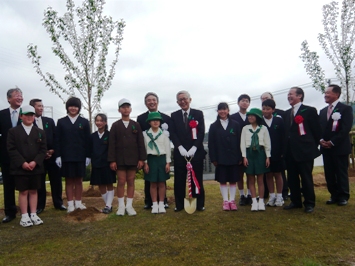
[329,99,340,108]
[181,108,191,116]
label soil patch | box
[64,207,107,223]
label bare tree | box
[300,0,355,104]
[27,0,125,129]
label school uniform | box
[208,118,242,183]
[90,130,116,185]
[143,128,171,182]
[55,115,91,177]
[230,112,250,128]
[7,124,47,190]
[240,125,271,175]
[107,119,146,167]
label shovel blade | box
[184,198,197,214]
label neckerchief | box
[146,130,162,155]
[249,126,262,152]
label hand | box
[137,160,144,169]
[243,157,248,167]
[85,157,91,166]
[144,164,149,174]
[110,162,117,171]
[178,146,188,157]
[165,163,170,173]
[55,157,62,168]
[22,162,31,171]
[212,161,218,167]
[187,146,197,157]
[28,161,36,170]
[45,149,54,160]
[265,157,270,168]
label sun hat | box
[246,108,263,119]
[146,112,163,123]
[20,105,35,115]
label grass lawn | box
[0,167,355,266]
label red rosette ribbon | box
[294,115,306,135]
[189,120,198,139]
[186,162,200,195]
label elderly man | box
[137,92,171,209]
[0,88,23,222]
[170,91,206,211]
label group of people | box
[0,84,352,227]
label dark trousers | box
[37,160,63,209]
[322,152,350,201]
[286,155,315,207]
[174,159,205,210]
[2,163,17,217]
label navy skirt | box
[215,164,240,183]
[61,162,86,178]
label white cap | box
[20,105,35,115]
[118,98,131,107]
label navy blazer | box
[34,116,56,160]
[230,112,249,128]
[284,104,321,162]
[208,118,242,165]
[170,108,206,162]
[90,130,111,168]
[262,116,285,160]
[319,102,353,155]
[137,111,171,132]
[55,116,91,162]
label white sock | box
[118,197,125,208]
[229,185,236,201]
[252,198,257,204]
[158,201,164,206]
[67,200,74,207]
[247,189,251,196]
[220,185,229,201]
[101,192,107,204]
[75,200,82,207]
[239,189,245,197]
[30,212,37,218]
[152,202,158,207]
[269,193,275,198]
[106,190,114,208]
[259,198,264,204]
[22,213,30,219]
[277,193,283,199]
[126,198,133,207]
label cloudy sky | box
[0,0,341,128]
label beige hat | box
[118,98,131,108]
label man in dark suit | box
[283,87,321,213]
[170,90,206,211]
[137,92,171,209]
[0,88,23,223]
[319,84,353,206]
[29,99,66,213]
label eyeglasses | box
[177,97,189,103]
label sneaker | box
[116,206,125,216]
[266,196,276,207]
[125,206,137,216]
[30,214,44,225]
[223,200,230,211]
[158,203,166,213]
[239,195,246,206]
[151,204,159,214]
[229,200,238,211]
[20,217,33,227]
[75,203,86,210]
[275,197,284,207]
[251,201,258,211]
[102,206,112,214]
[258,201,265,211]
[67,205,75,213]
[246,195,252,205]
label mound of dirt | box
[64,207,107,223]
[313,174,327,187]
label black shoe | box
[164,203,169,209]
[239,195,246,206]
[282,194,288,201]
[304,206,314,213]
[2,215,16,223]
[246,195,252,205]
[197,207,205,211]
[56,205,67,211]
[283,202,302,210]
[36,208,44,215]
[174,207,183,212]
[144,204,152,210]
[326,198,338,205]
[338,199,348,206]
[102,206,113,214]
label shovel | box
[184,157,197,214]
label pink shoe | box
[223,201,230,211]
[229,200,238,211]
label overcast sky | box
[0,0,341,129]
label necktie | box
[290,106,294,126]
[11,110,17,127]
[327,105,333,120]
[184,112,188,129]
[36,117,43,129]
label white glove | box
[178,145,188,157]
[85,157,91,166]
[187,146,197,157]
[55,157,62,168]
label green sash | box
[147,130,162,155]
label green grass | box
[0,169,355,266]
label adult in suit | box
[0,88,23,223]
[319,84,353,206]
[29,99,66,213]
[137,92,171,209]
[170,90,206,211]
[283,87,321,213]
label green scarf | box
[249,126,262,152]
[147,130,162,155]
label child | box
[240,108,271,211]
[230,94,252,206]
[142,112,171,214]
[90,113,116,214]
[108,98,146,216]
[55,97,91,213]
[208,103,242,211]
[262,99,285,207]
[7,105,47,227]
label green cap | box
[146,112,163,123]
[247,108,263,119]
